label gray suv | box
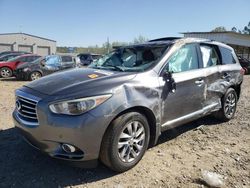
[13,37,243,172]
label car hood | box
[25,68,137,95]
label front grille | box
[16,96,38,123]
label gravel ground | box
[0,76,249,188]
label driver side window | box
[167,44,199,73]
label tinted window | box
[219,47,236,65]
[80,55,89,60]
[61,56,72,62]
[167,44,199,73]
[200,45,220,68]
[26,56,37,62]
[18,57,27,62]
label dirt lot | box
[0,76,249,188]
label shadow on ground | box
[0,116,222,187]
[0,128,116,188]
[158,116,222,144]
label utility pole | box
[107,37,110,53]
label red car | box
[0,54,41,78]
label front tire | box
[100,112,150,172]
[29,71,42,81]
[0,67,13,78]
[214,88,237,121]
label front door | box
[160,43,205,130]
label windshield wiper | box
[109,66,124,72]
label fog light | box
[61,143,76,153]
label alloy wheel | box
[0,68,12,78]
[117,121,145,163]
[30,72,41,81]
[224,92,236,118]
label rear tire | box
[0,67,13,78]
[213,88,237,121]
[29,71,42,81]
[100,112,150,172]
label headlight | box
[23,67,31,72]
[49,94,112,115]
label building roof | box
[181,31,250,47]
[0,33,56,42]
[181,31,250,38]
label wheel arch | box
[102,106,159,149]
[230,83,242,100]
[0,66,13,71]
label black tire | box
[29,71,42,81]
[100,112,150,172]
[0,67,13,78]
[213,88,237,121]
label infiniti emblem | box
[16,100,21,111]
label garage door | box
[18,45,32,53]
[37,46,50,56]
[0,43,13,52]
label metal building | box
[0,33,56,56]
[182,31,250,60]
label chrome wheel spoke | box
[135,127,144,137]
[120,132,131,139]
[120,145,129,158]
[134,143,143,151]
[127,123,133,135]
[118,141,129,149]
[134,133,145,143]
[130,148,138,158]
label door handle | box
[221,72,230,79]
[195,79,204,85]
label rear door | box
[160,43,206,129]
[198,44,222,108]
[60,56,74,69]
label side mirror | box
[40,60,45,66]
[163,71,176,93]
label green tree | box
[133,35,148,44]
[242,21,250,34]
[211,26,227,32]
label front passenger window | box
[167,44,199,73]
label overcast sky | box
[0,0,249,46]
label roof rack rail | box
[148,37,182,42]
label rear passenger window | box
[167,44,199,73]
[219,47,236,65]
[61,56,72,62]
[200,45,220,68]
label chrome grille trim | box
[15,90,40,126]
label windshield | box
[89,45,169,72]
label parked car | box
[0,53,22,62]
[0,51,30,57]
[15,55,76,81]
[13,37,243,172]
[238,56,250,74]
[0,54,41,78]
[77,53,102,66]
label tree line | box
[211,21,250,34]
[57,35,148,54]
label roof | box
[181,31,250,37]
[0,33,56,42]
